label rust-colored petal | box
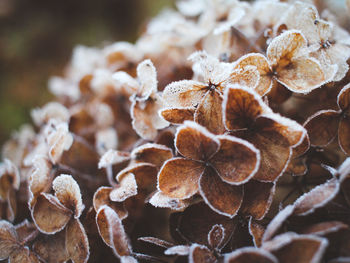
[9,246,40,263]
[0,220,18,260]
[175,121,219,161]
[189,244,216,263]
[208,224,225,250]
[33,230,69,263]
[158,158,204,199]
[211,135,260,185]
[293,178,339,216]
[300,221,348,236]
[15,220,38,244]
[248,116,293,182]
[224,247,278,263]
[233,53,273,96]
[199,168,243,218]
[277,57,326,93]
[160,107,195,124]
[32,193,72,234]
[194,90,225,134]
[223,86,270,131]
[162,80,207,108]
[93,187,128,220]
[249,218,265,248]
[53,174,84,218]
[110,173,138,202]
[228,66,260,92]
[96,205,131,257]
[66,219,90,263]
[263,233,328,263]
[304,110,340,147]
[338,84,350,114]
[339,116,350,155]
[131,143,173,169]
[240,180,275,220]
[178,202,235,246]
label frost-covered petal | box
[148,191,190,211]
[175,121,220,161]
[0,220,18,260]
[136,59,158,100]
[211,135,260,185]
[224,247,278,263]
[65,219,90,263]
[189,244,216,263]
[199,168,243,218]
[158,158,204,199]
[339,116,350,155]
[160,107,195,124]
[110,173,138,202]
[131,143,173,169]
[53,174,84,218]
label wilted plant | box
[1,0,350,262]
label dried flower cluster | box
[2,0,350,262]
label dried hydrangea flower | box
[158,121,260,217]
[114,59,169,140]
[161,51,259,134]
[223,85,306,182]
[224,247,278,263]
[0,220,40,263]
[234,30,330,94]
[304,84,350,155]
[31,174,89,263]
[0,159,20,222]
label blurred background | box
[0,0,174,145]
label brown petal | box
[66,219,90,263]
[53,174,84,218]
[291,133,310,159]
[339,116,350,155]
[199,168,243,218]
[211,135,260,185]
[224,247,278,263]
[293,178,339,216]
[178,202,235,246]
[161,107,195,124]
[148,190,191,211]
[131,97,168,141]
[32,193,72,234]
[116,163,158,192]
[9,246,40,263]
[0,220,18,260]
[33,230,69,263]
[300,221,348,236]
[96,205,131,257]
[208,224,225,250]
[15,220,38,244]
[162,80,207,108]
[189,244,216,263]
[263,233,328,263]
[277,57,326,93]
[240,180,275,220]
[93,187,128,220]
[338,84,350,114]
[249,218,265,248]
[233,53,273,96]
[223,86,270,131]
[175,121,219,161]
[110,173,138,202]
[262,205,294,242]
[304,110,340,147]
[131,143,173,169]
[267,30,307,67]
[158,158,204,199]
[248,116,293,182]
[194,90,225,134]
[228,66,261,93]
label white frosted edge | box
[262,205,294,242]
[293,178,339,216]
[164,245,190,256]
[98,149,130,169]
[131,143,172,159]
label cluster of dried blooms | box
[2,0,350,262]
